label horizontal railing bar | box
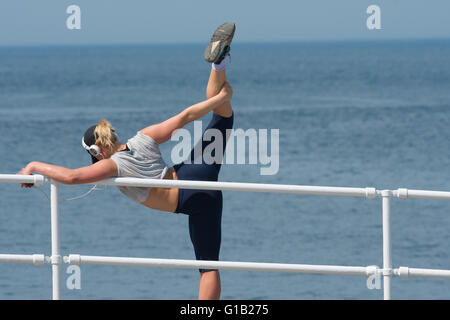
[0,254,46,266]
[4,252,450,281]
[65,254,372,276]
[0,174,376,198]
[396,267,450,279]
[407,268,450,279]
[3,175,450,201]
[93,177,376,198]
[394,188,450,201]
[0,174,47,186]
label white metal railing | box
[1,173,450,300]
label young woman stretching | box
[18,22,236,300]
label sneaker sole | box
[204,22,236,63]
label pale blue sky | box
[0,0,449,45]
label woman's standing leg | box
[199,271,221,300]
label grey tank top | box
[110,131,169,203]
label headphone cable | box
[33,184,106,202]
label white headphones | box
[82,138,102,157]
[82,127,118,159]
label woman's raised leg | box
[206,67,233,118]
[204,22,235,118]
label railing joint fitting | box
[32,174,46,187]
[365,265,380,276]
[51,255,62,265]
[32,254,45,266]
[380,190,393,198]
[65,254,81,265]
[396,266,409,279]
[365,187,377,199]
[396,188,408,200]
[382,268,393,276]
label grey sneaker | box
[204,22,236,64]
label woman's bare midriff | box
[140,167,179,213]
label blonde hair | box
[94,119,118,153]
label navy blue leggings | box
[173,111,234,273]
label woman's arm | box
[140,82,232,144]
[18,160,117,187]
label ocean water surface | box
[0,40,449,299]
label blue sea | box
[0,40,449,299]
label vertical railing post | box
[50,180,61,300]
[381,190,392,300]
